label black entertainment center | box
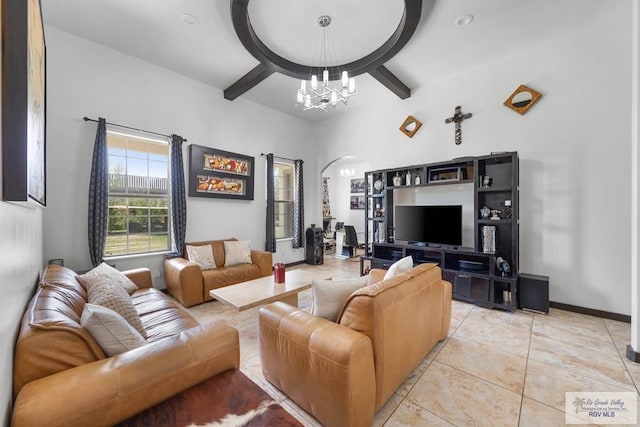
[361,152,520,311]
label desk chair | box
[343,225,360,258]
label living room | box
[1,0,640,425]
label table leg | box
[279,294,299,307]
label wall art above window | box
[188,145,255,200]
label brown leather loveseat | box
[164,238,273,307]
[258,263,452,427]
[12,265,240,427]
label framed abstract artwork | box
[2,0,47,206]
[188,144,255,200]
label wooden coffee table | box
[209,269,327,311]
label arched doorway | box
[320,156,371,257]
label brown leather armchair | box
[258,263,452,427]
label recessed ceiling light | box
[454,14,474,27]
[181,13,198,25]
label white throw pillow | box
[81,303,146,356]
[76,262,138,295]
[311,276,369,321]
[185,244,216,270]
[224,240,252,266]
[87,280,147,338]
[383,255,414,280]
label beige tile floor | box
[184,256,640,426]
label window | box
[274,162,294,239]
[105,131,171,256]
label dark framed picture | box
[350,178,365,194]
[2,0,46,206]
[350,195,365,210]
[188,144,255,200]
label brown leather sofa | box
[164,238,273,307]
[12,265,240,427]
[258,263,452,427]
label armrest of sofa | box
[251,249,273,277]
[163,257,204,307]
[12,321,240,427]
[259,302,376,427]
[123,268,153,289]
[440,280,452,340]
[367,268,387,285]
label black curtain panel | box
[265,153,276,252]
[292,159,304,248]
[88,118,108,267]
[169,134,187,257]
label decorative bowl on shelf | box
[374,179,384,191]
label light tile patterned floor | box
[184,257,640,426]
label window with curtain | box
[274,161,294,239]
[105,131,171,256]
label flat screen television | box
[394,205,462,246]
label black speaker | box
[518,273,549,313]
[305,227,324,265]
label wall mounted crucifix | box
[444,106,472,145]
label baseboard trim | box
[627,345,640,362]
[284,260,306,268]
[549,301,630,323]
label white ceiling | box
[41,0,617,123]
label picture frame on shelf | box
[2,0,47,206]
[188,144,255,200]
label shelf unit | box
[362,152,519,311]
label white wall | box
[0,15,45,425]
[314,13,632,314]
[43,27,319,282]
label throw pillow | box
[87,280,146,338]
[311,276,369,321]
[185,244,216,270]
[224,240,252,266]
[383,255,414,280]
[81,303,146,357]
[76,262,138,295]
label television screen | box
[394,205,462,246]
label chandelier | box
[296,15,357,111]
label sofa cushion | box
[76,262,139,295]
[202,264,262,295]
[311,276,369,321]
[383,255,413,280]
[88,280,147,338]
[224,240,252,266]
[81,303,146,356]
[186,244,216,270]
[133,287,200,341]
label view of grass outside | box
[105,233,169,256]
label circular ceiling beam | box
[230,0,422,80]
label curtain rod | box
[83,117,187,142]
[260,153,299,162]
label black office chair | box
[343,225,359,258]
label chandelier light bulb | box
[305,94,311,108]
[342,88,348,98]
[341,71,348,88]
[323,69,329,86]
[311,75,318,91]
[348,78,355,94]
[297,90,303,103]
[330,91,337,105]
[300,80,306,95]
